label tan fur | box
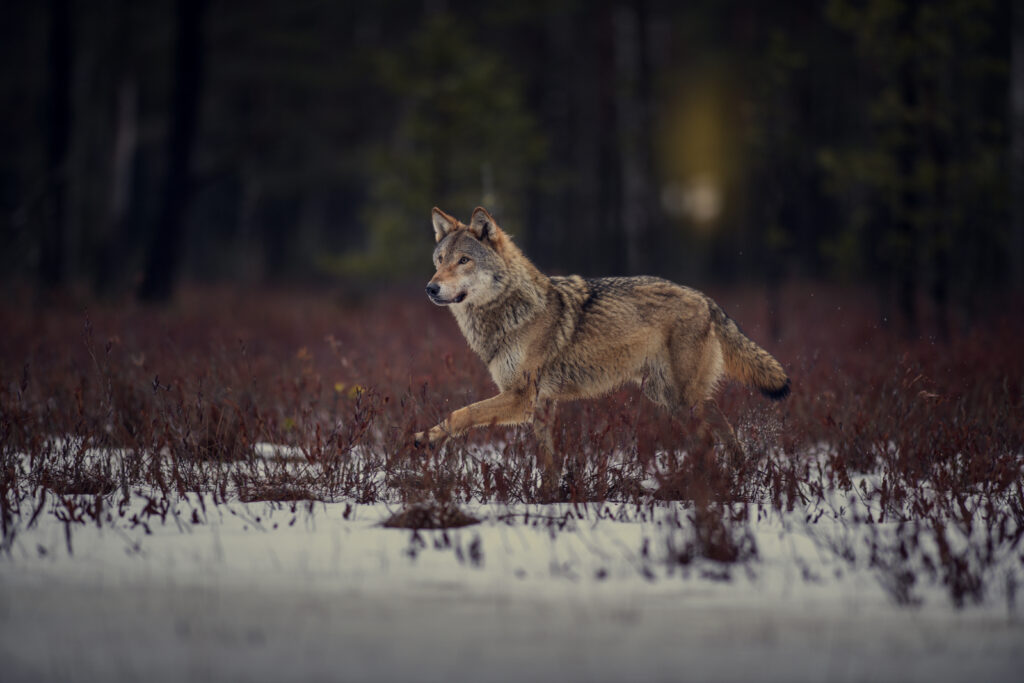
[415,207,790,477]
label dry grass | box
[1,283,1021,606]
[381,502,481,529]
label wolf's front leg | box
[412,421,452,448]
[532,399,563,500]
[413,389,536,449]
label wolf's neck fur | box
[451,241,548,365]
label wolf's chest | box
[487,345,525,389]
[452,308,528,390]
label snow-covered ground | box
[2,484,1022,683]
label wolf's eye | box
[458,256,470,265]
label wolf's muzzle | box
[425,283,465,305]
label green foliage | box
[743,27,808,276]
[820,0,1008,291]
[2,1,1011,303]
[325,13,545,280]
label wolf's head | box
[426,207,508,307]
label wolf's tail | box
[707,299,790,401]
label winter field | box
[2,285,1022,682]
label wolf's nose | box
[425,283,440,298]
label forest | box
[1,0,1020,336]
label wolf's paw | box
[412,430,445,450]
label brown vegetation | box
[1,284,1021,607]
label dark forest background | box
[2,0,1021,336]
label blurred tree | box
[740,16,810,339]
[139,0,207,302]
[40,0,72,293]
[93,0,141,297]
[1013,0,1024,290]
[615,0,659,275]
[488,0,669,278]
[822,0,1009,335]
[0,0,1012,317]
[325,11,544,280]
[192,1,401,284]
[484,0,621,277]
[0,3,43,282]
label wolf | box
[414,206,789,482]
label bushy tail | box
[707,299,790,401]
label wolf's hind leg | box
[532,399,560,494]
[697,398,746,465]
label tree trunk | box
[94,0,138,298]
[138,0,207,302]
[927,35,952,341]
[597,2,624,276]
[1012,0,1024,290]
[894,0,920,337]
[40,0,72,292]
[94,80,139,297]
[614,0,656,276]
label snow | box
[2,452,1023,682]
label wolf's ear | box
[469,207,495,242]
[432,207,457,243]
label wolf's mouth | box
[429,291,467,305]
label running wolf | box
[414,207,789,477]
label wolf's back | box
[707,299,790,400]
